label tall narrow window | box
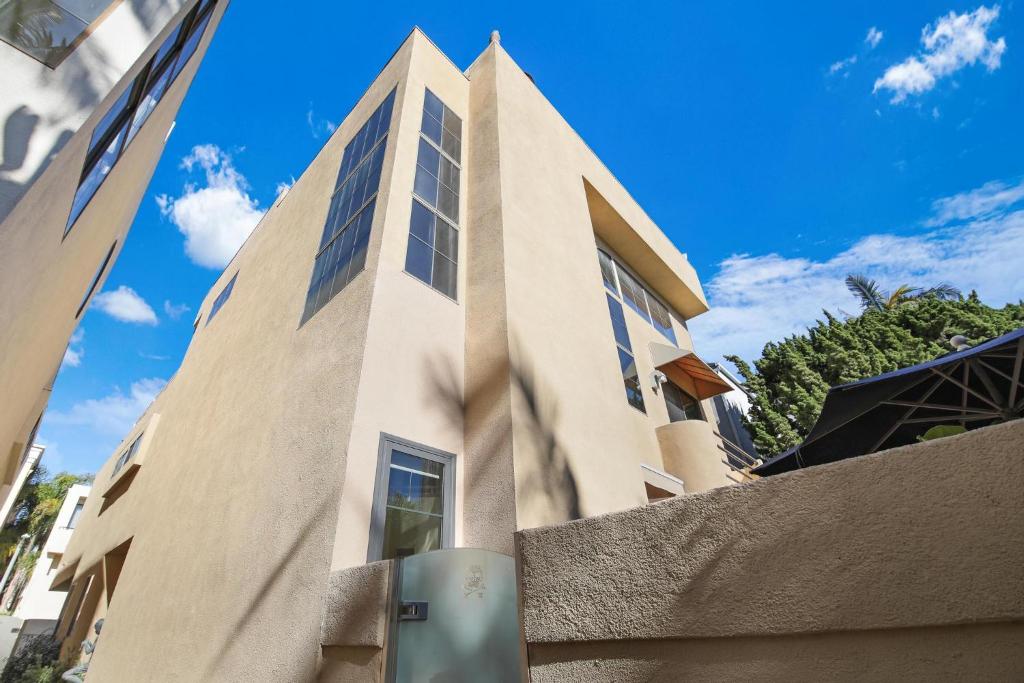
[606,294,646,412]
[111,431,143,478]
[76,241,116,319]
[65,0,217,234]
[405,89,461,299]
[206,272,236,325]
[302,89,396,322]
[67,499,86,529]
[368,436,454,562]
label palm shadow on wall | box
[426,343,581,526]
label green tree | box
[844,274,960,312]
[727,293,1024,456]
[0,468,92,566]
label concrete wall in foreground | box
[516,419,1024,681]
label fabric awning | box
[650,343,732,400]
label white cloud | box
[47,378,167,436]
[163,300,191,320]
[927,178,1024,226]
[874,5,1006,103]
[865,26,884,49]
[62,328,85,368]
[275,178,294,199]
[829,55,857,76]
[139,351,170,361]
[93,286,158,325]
[689,179,1024,365]
[156,144,265,269]
[32,438,64,472]
[307,105,337,139]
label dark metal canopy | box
[753,327,1024,476]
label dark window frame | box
[606,294,646,413]
[75,240,116,319]
[64,0,217,236]
[405,88,462,300]
[205,271,237,326]
[597,247,678,345]
[301,88,397,324]
[663,381,704,423]
[367,433,456,563]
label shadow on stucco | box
[0,105,72,226]
[425,345,581,525]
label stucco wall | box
[0,0,228,505]
[517,419,1024,681]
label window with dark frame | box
[206,272,236,325]
[597,248,678,344]
[404,88,462,299]
[75,240,116,319]
[606,294,646,412]
[67,498,86,529]
[111,431,143,478]
[302,89,396,323]
[663,381,704,422]
[64,0,217,234]
[368,435,454,562]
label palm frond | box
[919,283,961,301]
[845,274,885,312]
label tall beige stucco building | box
[53,28,741,680]
[0,0,228,519]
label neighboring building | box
[51,29,740,680]
[0,0,229,522]
[707,362,760,462]
[12,484,90,621]
[0,483,89,666]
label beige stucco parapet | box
[321,561,393,649]
[517,419,1024,647]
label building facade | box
[52,29,739,680]
[0,0,228,521]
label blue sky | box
[38,1,1024,475]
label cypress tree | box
[727,293,1024,456]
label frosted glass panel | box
[393,549,521,682]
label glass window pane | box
[414,165,438,206]
[409,200,435,244]
[169,10,211,81]
[423,90,444,120]
[124,65,171,146]
[433,253,457,299]
[434,218,457,260]
[439,157,459,194]
[437,185,458,223]
[442,108,461,138]
[54,0,111,22]
[421,110,442,146]
[88,87,133,157]
[405,235,433,285]
[441,129,460,163]
[606,295,631,353]
[152,21,182,68]
[382,508,442,560]
[598,251,618,294]
[648,297,677,344]
[665,382,702,422]
[417,138,440,176]
[348,202,373,281]
[0,0,88,66]
[67,122,126,230]
[618,348,646,412]
[618,268,651,322]
[387,450,443,513]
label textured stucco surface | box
[0,0,225,508]
[518,420,1024,661]
[321,561,391,648]
[529,622,1024,682]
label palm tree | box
[845,274,960,312]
